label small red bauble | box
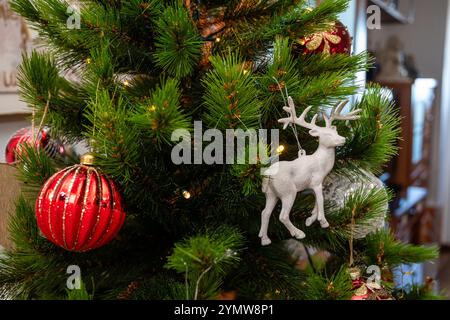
[36,154,126,252]
[5,127,65,164]
[351,279,371,300]
[5,127,50,164]
[350,278,394,300]
[299,21,352,55]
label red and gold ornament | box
[349,267,394,300]
[298,21,352,55]
[4,127,64,164]
[36,154,126,252]
[184,0,227,67]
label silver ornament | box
[323,170,388,239]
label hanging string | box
[349,206,356,267]
[91,80,101,154]
[258,113,263,130]
[183,261,190,300]
[31,106,36,145]
[37,92,51,134]
[32,91,51,146]
[194,265,213,300]
[272,77,302,153]
[303,243,317,274]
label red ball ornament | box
[5,127,66,164]
[350,277,394,300]
[36,154,126,252]
[5,127,50,164]
[299,21,352,55]
[350,279,371,300]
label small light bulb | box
[149,105,157,112]
[276,145,285,154]
[182,191,191,199]
[123,80,130,87]
[215,37,221,43]
[243,69,249,75]
[86,58,92,65]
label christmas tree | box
[0,0,441,300]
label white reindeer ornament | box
[259,97,361,246]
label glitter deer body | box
[258,97,361,246]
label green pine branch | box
[202,52,262,129]
[166,226,244,300]
[338,85,401,174]
[303,266,353,300]
[228,243,306,300]
[17,51,87,139]
[361,230,439,267]
[15,144,58,200]
[153,2,202,78]
[131,78,191,148]
[236,0,348,49]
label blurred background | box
[1,0,450,297]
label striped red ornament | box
[36,154,126,252]
[5,127,66,164]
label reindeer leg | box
[259,193,278,246]
[279,194,306,240]
[313,185,329,228]
[306,201,318,227]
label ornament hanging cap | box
[80,153,95,166]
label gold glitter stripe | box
[83,168,102,252]
[47,167,74,244]
[37,167,61,222]
[74,166,92,249]
[62,166,81,250]
[92,174,115,249]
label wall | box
[439,0,450,245]
[0,163,21,250]
[0,0,33,115]
[368,0,448,84]
[368,0,450,244]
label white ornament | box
[258,97,361,246]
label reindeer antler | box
[279,97,319,130]
[323,100,361,127]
